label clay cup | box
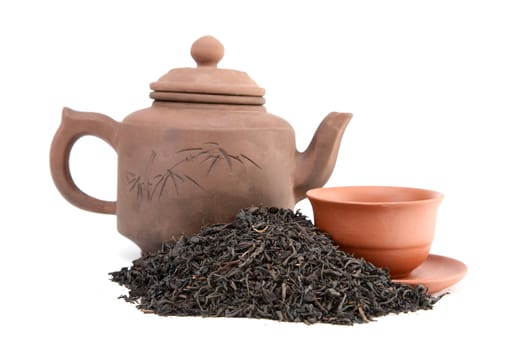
[306,186,443,278]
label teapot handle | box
[50,107,119,214]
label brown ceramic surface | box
[306,186,443,278]
[392,254,467,294]
[50,36,352,254]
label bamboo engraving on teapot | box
[126,142,262,201]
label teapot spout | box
[294,112,352,202]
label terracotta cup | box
[306,186,443,278]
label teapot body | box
[117,102,296,253]
[49,35,352,254]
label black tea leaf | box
[110,207,443,325]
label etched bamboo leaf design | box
[184,175,205,191]
[206,156,220,175]
[176,141,261,175]
[218,147,233,169]
[149,174,164,200]
[240,154,262,169]
[127,142,261,201]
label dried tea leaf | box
[110,207,443,325]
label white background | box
[1,0,524,348]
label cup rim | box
[306,185,444,206]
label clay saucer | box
[392,254,467,294]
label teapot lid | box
[150,36,266,105]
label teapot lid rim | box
[149,91,265,105]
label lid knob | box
[191,36,224,68]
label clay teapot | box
[50,36,352,254]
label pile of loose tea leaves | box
[110,207,443,325]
